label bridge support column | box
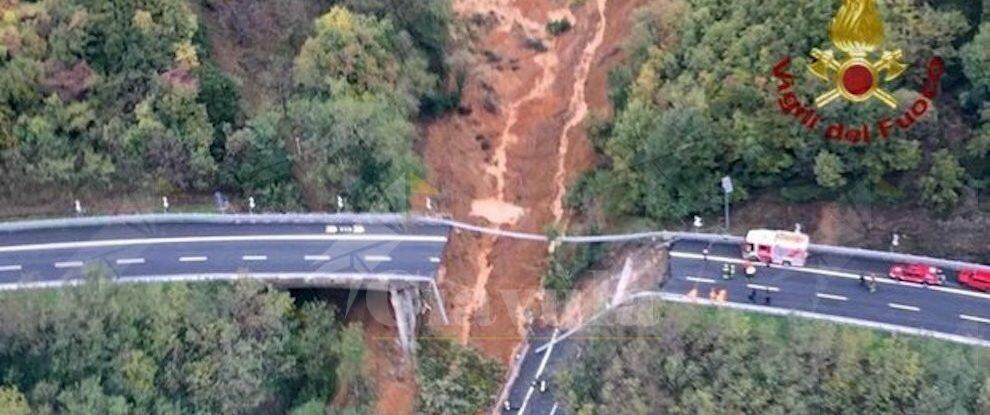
[389,285,422,356]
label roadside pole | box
[721,176,733,233]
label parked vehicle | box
[888,263,945,286]
[958,269,990,292]
[742,229,809,267]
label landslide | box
[424,0,644,366]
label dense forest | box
[0,0,457,213]
[571,0,990,221]
[0,276,373,414]
[558,302,990,414]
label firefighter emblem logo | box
[808,0,907,108]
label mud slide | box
[418,1,644,408]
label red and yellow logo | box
[808,0,907,108]
[770,0,945,144]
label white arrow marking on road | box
[179,256,207,262]
[54,261,84,269]
[888,303,920,312]
[305,255,331,261]
[816,293,848,301]
[242,255,268,261]
[0,265,22,272]
[960,314,990,324]
[686,276,716,284]
[429,257,441,263]
[115,258,145,265]
[364,255,392,262]
[747,283,780,292]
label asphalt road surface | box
[501,240,990,414]
[0,218,449,289]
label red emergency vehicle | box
[888,263,945,286]
[958,269,990,292]
[742,229,809,267]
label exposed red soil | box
[422,0,644,371]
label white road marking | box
[115,258,145,265]
[364,255,391,262]
[179,256,207,262]
[747,283,780,293]
[0,234,448,254]
[0,273,437,292]
[670,251,990,301]
[816,293,848,301]
[686,276,716,284]
[635,291,990,348]
[242,255,268,261]
[888,303,920,312]
[429,256,441,263]
[518,329,559,415]
[54,261,84,269]
[549,402,559,415]
[960,314,990,324]
[0,265,22,272]
[305,255,331,261]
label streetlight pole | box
[721,176,734,233]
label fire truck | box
[742,229,809,267]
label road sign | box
[721,176,734,194]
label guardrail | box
[0,213,429,232]
[3,214,989,273]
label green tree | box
[126,81,217,191]
[284,95,421,212]
[601,104,724,220]
[587,0,973,221]
[0,275,369,414]
[0,386,32,415]
[417,336,503,415]
[962,22,990,101]
[294,6,433,113]
[224,110,302,211]
[813,151,846,189]
[558,302,990,415]
[919,150,966,213]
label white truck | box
[742,229,809,267]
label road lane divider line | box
[0,265,22,272]
[115,258,145,265]
[960,314,990,324]
[670,251,990,301]
[0,234,448,253]
[747,283,780,292]
[305,255,331,261]
[632,291,990,348]
[686,276,716,284]
[888,303,920,312]
[364,255,392,262]
[54,261,84,269]
[816,293,848,301]
[179,256,207,263]
[518,328,559,415]
[242,255,268,261]
[429,257,441,263]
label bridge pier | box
[390,285,422,356]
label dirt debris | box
[423,0,646,374]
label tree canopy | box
[0,0,225,194]
[578,0,983,221]
[559,302,990,415]
[0,275,373,414]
